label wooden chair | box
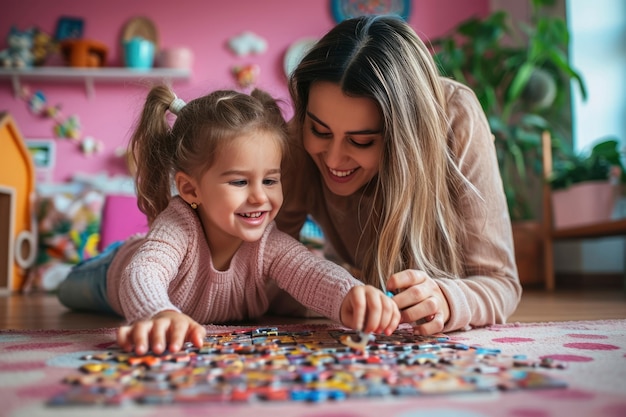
[541,131,626,291]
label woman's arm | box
[435,80,522,331]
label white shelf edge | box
[0,67,191,99]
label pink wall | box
[0,0,488,183]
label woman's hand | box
[385,270,451,335]
[117,310,206,355]
[340,285,401,335]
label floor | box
[1,289,625,330]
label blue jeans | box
[57,241,124,316]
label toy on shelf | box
[0,26,35,68]
[60,39,108,68]
[32,28,57,66]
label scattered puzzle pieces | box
[48,326,567,406]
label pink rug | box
[1,319,625,417]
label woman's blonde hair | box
[129,86,288,224]
[289,15,471,288]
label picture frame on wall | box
[26,139,55,183]
[330,0,411,22]
[55,16,84,41]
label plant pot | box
[552,181,617,229]
[512,221,544,288]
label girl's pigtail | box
[129,85,179,224]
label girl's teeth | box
[241,212,262,218]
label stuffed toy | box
[0,26,35,68]
[32,28,56,66]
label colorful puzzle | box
[49,325,567,406]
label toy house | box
[0,112,37,292]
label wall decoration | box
[25,139,55,169]
[284,37,318,77]
[19,87,82,141]
[18,85,101,159]
[80,136,104,156]
[228,31,267,56]
[53,115,81,141]
[231,63,260,90]
[55,16,84,41]
[26,139,55,183]
[330,0,411,22]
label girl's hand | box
[340,285,401,335]
[385,269,451,335]
[117,310,206,355]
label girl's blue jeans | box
[57,241,123,316]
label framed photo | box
[26,139,55,183]
[330,0,411,22]
[55,16,84,41]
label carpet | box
[1,319,625,417]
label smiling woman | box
[277,15,522,336]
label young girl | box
[277,15,522,335]
[57,86,400,355]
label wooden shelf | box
[552,218,626,240]
[0,67,191,99]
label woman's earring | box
[190,202,198,210]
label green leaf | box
[507,63,535,104]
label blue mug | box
[124,37,155,69]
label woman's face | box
[303,81,384,196]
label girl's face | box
[194,132,283,254]
[303,81,384,196]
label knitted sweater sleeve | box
[437,80,522,332]
[113,198,196,324]
[261,224,363,323]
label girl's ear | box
[175,171,198,205]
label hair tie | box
[169,95,186,115]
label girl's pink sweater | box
[106,196,362,324]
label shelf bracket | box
[84,77,95,99]
[11,74,21,99]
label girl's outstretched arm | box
[117,310,206,355]
[340,285,401,335]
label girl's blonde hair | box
[289,15,473,288]
[129,86,288,224]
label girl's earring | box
[190,202,198,210]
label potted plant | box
[549,137,625,229]
[429,0,586,221]
[428,0,587,286]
